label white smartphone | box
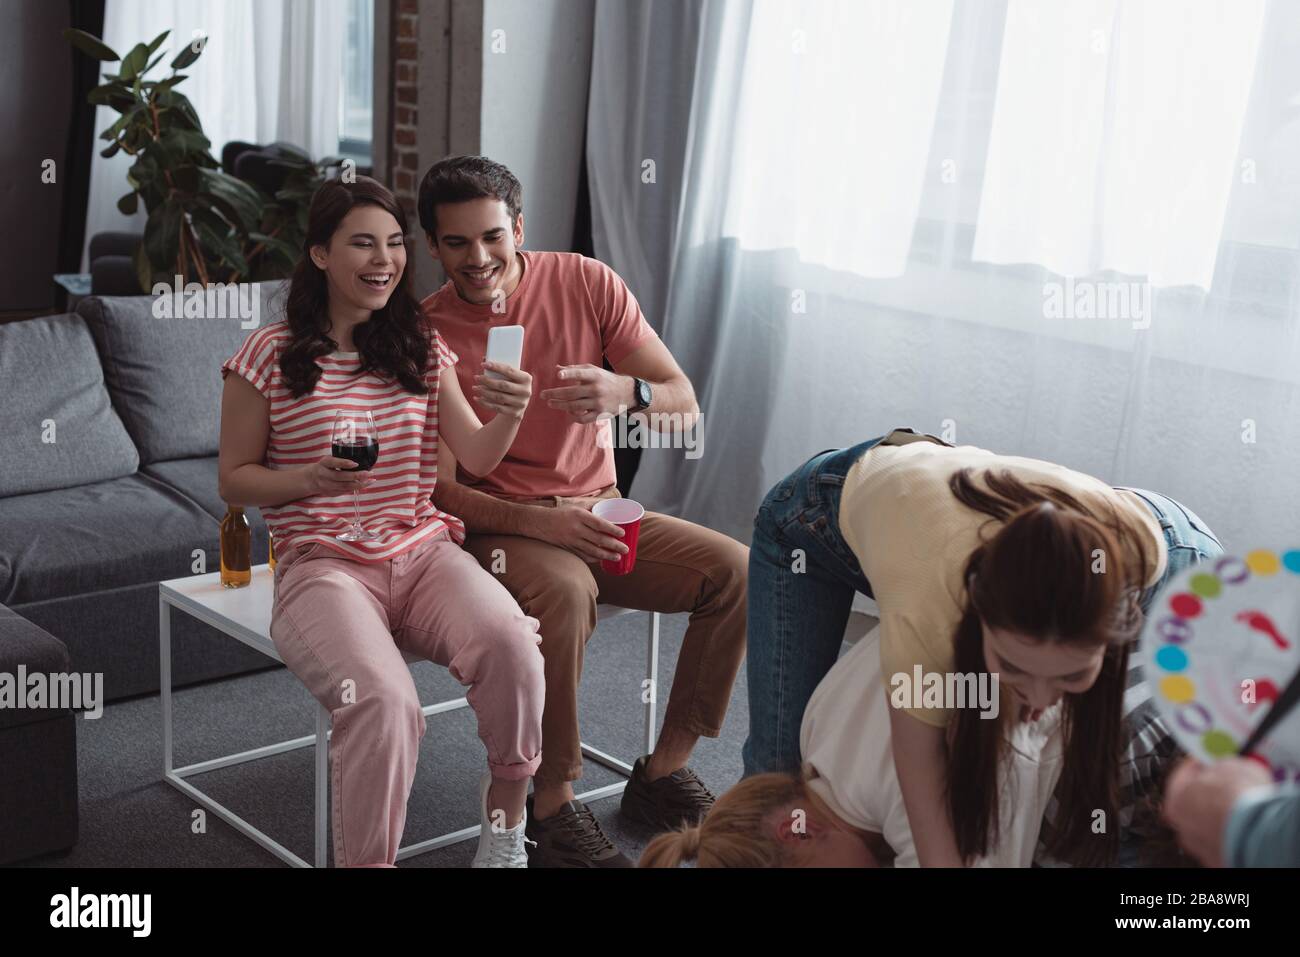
[484,324,524,380]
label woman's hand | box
[304,456,374,496]
[472,362,532,419]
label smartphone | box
[485,324,524,380]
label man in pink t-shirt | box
[419,155,748,867]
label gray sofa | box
[0,281,289,862]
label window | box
[339,0,375,165]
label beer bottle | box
[220,505,252,588]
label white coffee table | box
[159,564,659,867]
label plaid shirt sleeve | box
[1033,642,1182,867]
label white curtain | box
[82,0,345,271]
[588,0,1300,553]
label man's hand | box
[542,503,630,563]
[540,364,634,423]
[1163,757,1275,867]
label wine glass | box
[331,410,380,542]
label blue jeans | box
[740,438,1225,778]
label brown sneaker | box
[620,755,716,830]
[524,796,634,868]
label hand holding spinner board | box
[1141,546,1300,782]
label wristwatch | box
[630,377,653,413]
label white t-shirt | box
[799,626,1065,867]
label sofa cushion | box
[0,314,139,496]
[141,457,271,560]
[141,456,229,519]
[76,280,288,465]
[0,473,219,607]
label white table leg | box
[315,704,328,867]
[160,595,172,775]
[644,612,660,756]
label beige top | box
[838,442,1166,727]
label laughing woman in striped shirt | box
[218,176,542,868]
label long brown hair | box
[280,176,430,398]
[946,468,1149,867]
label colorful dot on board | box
[1169,593,1203,619]
[1155,646,1189,672]
[1189,573,1221,598]
[1245,550,1280,576]
[1283,550,1300,574]
[1160,675,1196,704]
[1203,730,1237,757]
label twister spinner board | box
[1140,546,1300,783]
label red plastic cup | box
[592,498,645,575]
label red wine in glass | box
[331,411,379,542]
[331,438,379,471]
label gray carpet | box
[18,611,755,868]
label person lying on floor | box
[711,428,1220,867]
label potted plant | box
[66,28,340,290]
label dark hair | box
[280,176,430,398]
[417,154,523,240]
[945,468,1150,867]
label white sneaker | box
[470,772,532,868]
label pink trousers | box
[270,532,544,867]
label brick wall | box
[391,0,420,222]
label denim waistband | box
[804,435,894,484]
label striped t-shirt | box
[220,321,465,562]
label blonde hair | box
[638,772,809,868]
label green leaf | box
[199,169,264,229]
[140,51,167,78]
[190,205,231,235]
[100,111,132,141]
[120,42,149,80]
[203,192,248,233]
[168,128,212,156]
[144,200,183,277]
[145,30,170,57]
[249,232,300,262]
[101,140,121,159]
[64,28,120,62]
[87,83,125,105]
[90,83,138,113]
[170,36,206,70]
[171,164,201,194]
[117,191,139,215]
[143,74,188,92]
[194,218,248,271]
